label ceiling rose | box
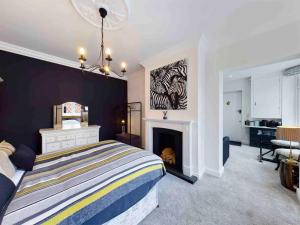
[71,0,129,30]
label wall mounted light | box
[0,77,3,83]
[121,120,126,134]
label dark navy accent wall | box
[0,50,127,154]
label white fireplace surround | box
[144,118,195,177]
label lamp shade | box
[276,126,300,142]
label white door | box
[223,91,242,142]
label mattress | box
[2,140,165,225]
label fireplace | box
[153,127,183,173]
[145,118,198,184]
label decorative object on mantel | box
[150,59,187,110]
[73,0,128,77]
[162,111,168,120]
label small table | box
[279,159,299,192]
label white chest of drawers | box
[39,125,101,154]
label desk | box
[250,127,276,149]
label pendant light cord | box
[101,17,104,68]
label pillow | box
[271,139,300,148]
[0,152,16,179]
[10,144,36,171]
[0,140,15,156]
[0,173,16,217]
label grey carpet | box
[140,145,300,225]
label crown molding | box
[0,41,127,80]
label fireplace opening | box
[153,128,182,173]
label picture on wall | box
[150,59,187,110]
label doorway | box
[223,91,242,143]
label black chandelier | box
[78,8,127,77]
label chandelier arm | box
[78,7,126,77]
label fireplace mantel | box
[144,118,196,179]
[143,118,194,125]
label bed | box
[1,140,165,225]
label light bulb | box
[106,48,111,56]
[104,65,110,72]
[79,47,86,56]
[121,62,127,69]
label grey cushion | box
[275,148,300,161]
[271,139,299,148]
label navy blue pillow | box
[10,144,36,171]
[0,173,16,219]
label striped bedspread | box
[2,140,165,225]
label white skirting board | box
[104,185,158,225]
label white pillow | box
[0,140,16,156]
[0,151,16,179]
[271,139,300,148]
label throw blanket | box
[2,140,165,225]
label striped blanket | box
[2,140,165,225]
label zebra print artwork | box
[150,59,187,110]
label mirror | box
[53,102,88,129]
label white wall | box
[282,75,298,125]
[142,41,199,121]
[197,37,208,176]
[223,78,251,144]
[205,20,300,178]
[127,68,145,147]
[141,37,207,177]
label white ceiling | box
[1,0,300,75]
